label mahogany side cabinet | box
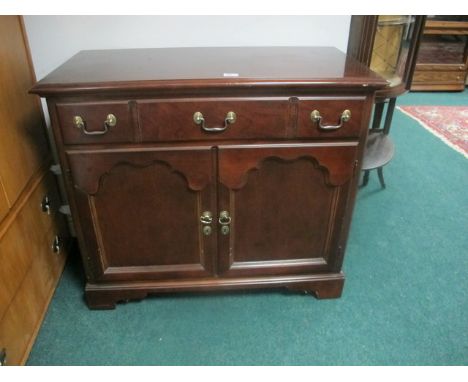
[31,47,387,309]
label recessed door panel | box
[217,143,357,277]
[66,147,216,281]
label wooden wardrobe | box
[0,16,70,365]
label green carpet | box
[27,90,468,365]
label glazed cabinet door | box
[66,146,217,281]
[217,143,358,277]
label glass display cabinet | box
[347,15,426,188]
[411,15,468,91]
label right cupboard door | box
[217,143,359,277]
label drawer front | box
[412,70,466,84]
[56,101,133,145]
[138,98,290,142]
[297,98,365,139]
[0,171,62,320]
[0,217,68,365]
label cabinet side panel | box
[0,16,49,203]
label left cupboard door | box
[66,146,217,282]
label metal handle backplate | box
[310,109,351,130]
[73,114,116,135]
[193,111,236,132]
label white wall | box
[23,15,351,81]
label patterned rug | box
[397,106,468,158]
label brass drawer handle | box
[73,114,116,135]
[193,111,236,132]
[310,109,351,130]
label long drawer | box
[137,98,291,141]
[412,70,466,84]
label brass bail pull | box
[310,109,351,130]
[73,113,116,135]
[193,111,236,132]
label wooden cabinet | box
[0,17,49,205]
[30,47,386,309]
[0,16,69,365]
[347,15,426,98]
[411,17,468,91]
[347,16,426,189]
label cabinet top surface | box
[30,46,387,96]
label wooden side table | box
[348,16,425,189]
[361,98,396,188]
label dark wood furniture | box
[361,99,396,189]
[31,47,386,309]
[412,17,468,91]
[348,16,425,188]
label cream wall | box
[23,15,351,81]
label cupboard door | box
[217,143,358,277]
[66,146,216,281]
